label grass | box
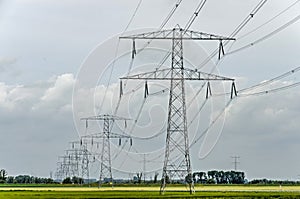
[1,185,300,198]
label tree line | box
[249,179,300,185]
[62,176,84,184]
[6,175,54,184]
[2,167,300,185]
[0,169,55,184]
[193,170,245,184]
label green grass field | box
[1,185,300,198]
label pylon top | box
[120,26,235,41]
[81,114,130,121]
[120,68,234,81]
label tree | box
[153,172,159,183]
[6,176,14,184]
[207,170,218,183]
[72,176,83,184]
[207,178,216,184]
[136,172,143,184]
[199,172,207,184]
[0,169,7,183]
[185,173,193,183]
[231,171,245,184]
[224,171,232,184]
[217,171,226,184]
[62,177,72,184]
[14,175,33,184]
[193,172,207,184]
[161,175,170,184]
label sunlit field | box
[2,185,300,198]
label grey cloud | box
[0,74,77,176]
[0,56,17,72]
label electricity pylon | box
[56,141,95,184]
[55,157,67,180]
[73,140,94,184]
[81,114,131,187]
[65,149,80,178]
[120,25,236,194]
[231,156,240,171]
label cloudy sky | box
[0,0,300,180]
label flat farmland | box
[1,185,300,198]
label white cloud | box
[32,73,75,114]
[0,82,14,110]
[41,74,74,102]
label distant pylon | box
[231,156,240,171]
[81,114,131,187]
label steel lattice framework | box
[81,114,131,187]
[120,26,235,194]
[55,141,94,184]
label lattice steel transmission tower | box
[65,149,80,178]
[75,140,93,183]
[57,155,71,180]
[120,26,236,194]
[55,141,95,184]
[81,114,131,187]
[231,156,240,171]
[55,156,68,180]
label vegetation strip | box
[1,190,300,199]
[1,186,300,198]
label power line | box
[189,99,233,149]
[229,0,268,39]
[227,14,300,56]
[112,0,185,130]
[123,0,143,32]
[186,70,300,151]
[197,0,268,69]
[188,69,300,153]
[98,0,144,113]
[238,66,300,93]
[159,0,183,29]
[238,0,300,40]
[184,0,207,30]
[136,0,184,54]
[212,66,300,97]
[239,81,300,97]
[147,0,208,72]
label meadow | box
[1,185,300,198]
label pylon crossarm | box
[71,140,89,147]
[120,68,171,80]
[121,68,234,81]
[120,28,235,41]
[184,68,234,81]
[81,132,131,139]
[81,114,130,121]
[65,150,92,156]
